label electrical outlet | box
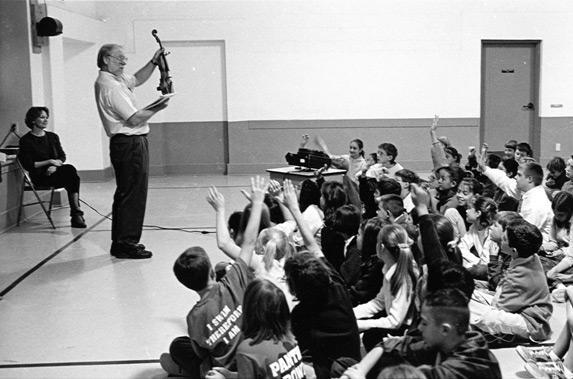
[556,143,561,151]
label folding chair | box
[16,159,56,229]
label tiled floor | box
[0,174,566,378]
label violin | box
[151,29,174,95]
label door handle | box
[522,103,534,110]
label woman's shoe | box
[71,214,86,228]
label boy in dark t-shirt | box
[160,177,267,377]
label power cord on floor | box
[79,199,215,234]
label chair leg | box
[29,186,56,229]
[17,181,25,226]
[47,189,55,217]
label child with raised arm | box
[339,288,502,379]
[207,181,297,309]
[477,143,553,241]
[315,136,367,185]
[159,177,267,378]
[280,179,361,379]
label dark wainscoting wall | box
[75,116,572,179]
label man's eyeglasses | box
[108,55,128,63]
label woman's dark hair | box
[552,191,573,231]
[501,158,519,178]
[368,152,378,163]
[471,196,497,228]
[350,139,365,158]
[25,106,50,129]
[299,179,321,213]
[321,181,347,226]
[242,279,291,345]
[284,252,331,304]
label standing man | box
[94,44,169,259]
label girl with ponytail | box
[353,224,419,351]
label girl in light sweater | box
[353,224,419,351]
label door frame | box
[480,40,541,160]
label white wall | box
[90,0,573,121]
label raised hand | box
[411,183,431,209]
[250,175,267,205]
[300,134,310,148]
[279,179,300,211]
[431,114,439,131]
[206,186,225,211]
[268,179,283,198]
[476,143,489,172]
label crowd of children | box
[159,121,573,378]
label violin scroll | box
[151,29,174,95]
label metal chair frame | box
[16,159,56,229]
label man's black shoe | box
[110,245,152,259]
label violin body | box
[151,29,174,95]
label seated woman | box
[18,106,86,228]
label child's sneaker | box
[517,345,554,363]
[159,353,191,377]
[525,360,567,379]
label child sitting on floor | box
[486,211,523,291]
[206,279,309,379]
[353,224,419,352]
[544,156,569,199]
[160,176,266,378]
[446,177,484,242]
[562,156,573,195]
[394,168,421,213]
[339,288,502,379]
[458,197,497,280]
[469,218,553,343]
